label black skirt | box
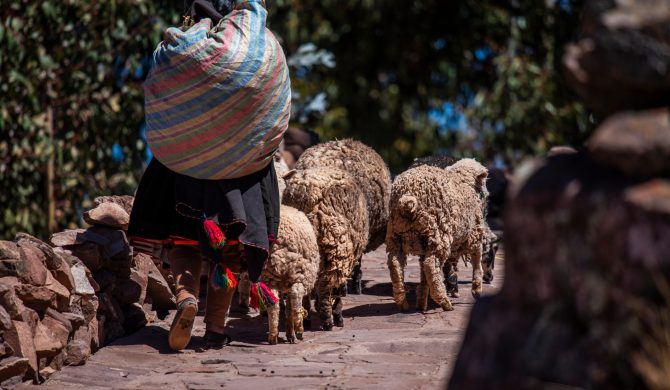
[128,158,280,282]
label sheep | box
[283,166,369,330]
[408,155,499,295]
[263,204,320,344]
[294,139,391,294]
[386,158,488,312]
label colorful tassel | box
[203,218,226,249]
[249,281,278,312]
[210,263,237,291]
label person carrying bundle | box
[128,0,291,351]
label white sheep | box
[386,158,488,311]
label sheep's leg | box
[351,257,363,295]
[444,261,460,298]
[238,271,251,311]
[316,278,334,331]
[287,284,306,343]
[422,255,453,311]
[416,256,429,312]
[470,244,483,299]
[332,293,344,327]
[266,288,281,345]
[387,252,410,311]
[302,294,312,331]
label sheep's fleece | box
[386,158,488,310]
[295,139,390,252]
[262,204,320,344]
[283,167,369,286]
[262,204,320,293]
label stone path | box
[22,246,503,390]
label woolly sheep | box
[408,155,499,296]
[386,158,488,311]
[295,139,391,294]
[263,204,320,344]
[283,167,369,330]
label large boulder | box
[562,0,670,116]
[449,152,670,389]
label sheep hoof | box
[441,302,454,311]
[296,332,303,340]
[334,316,344,328]
[471,289,482,299]
[286,334,296,344]
[268,334,278,345]
[483,272,493,284]
[397,300,410,312]
[417,305,428,313]
[321,322,334,331]
[450,291,460,298]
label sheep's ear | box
[282,169,297,180]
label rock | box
[50,229,86,247]
[64,325,91,366]
[3,321,38,379]
[44,272,71,312]
[91,268,116,292]
[89,316,100,353]
[34,321,63,358]
[587,109,670,177]
[14,284,56,314]
[0,338,13,358]
[122,303,149,333]
[135,253,176,310]
[50,248,76,291]
[0,306,12,331]
[70,262,95,296]
[67,242,103,272]
[83,202,130,230]
[93,195,134,215]
[0,357,30,384]
[14,234,59,270]
[0,241,48,286]
[41,314,71,350]
[113,277,143,306]
[59,312,85,330]
[0,277,25,320]
[562,0,670,115]
[69,295,98,325]
[82,227,130,260]
[449,152,670,389]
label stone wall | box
[0,196,175,387]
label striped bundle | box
[145,0,291,180]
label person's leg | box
[167,245,202,350]
[202,247,242,343]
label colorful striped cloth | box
[144,0,291,180]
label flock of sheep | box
[242,139,499,344]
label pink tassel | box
[203,219,226,249]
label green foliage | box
[1,0,592,240]
[0,0,179,239]
[267,0,593,168]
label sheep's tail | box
[397,194,419,219]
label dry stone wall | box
[0,196,175,387]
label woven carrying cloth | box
[145,0,291,180]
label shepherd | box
[128,0,291,351]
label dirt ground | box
[21,246,504,390]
